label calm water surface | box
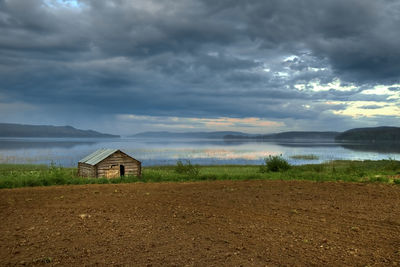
[0,137,399,167]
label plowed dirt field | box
[1,180,400,266]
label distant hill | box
[0,123,119,138]
[131,131,254,139]
[130,127,400,142]
[224,131,339,140]
[335,126,400,143]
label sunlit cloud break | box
[117,114,284,133]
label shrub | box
[175,160,200,177]
[260,155,291,173]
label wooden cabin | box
[78,149,141,178]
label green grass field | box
[1,159,400,189]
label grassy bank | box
[1,159,400,189]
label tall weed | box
[175,160,200,177]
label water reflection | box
[0,137,399,166]
[339,142,400,153]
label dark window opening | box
[120,165,125,176]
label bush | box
[175,160,200,177]
[260,155,291,173]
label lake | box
[0,137,399,167]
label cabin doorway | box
[120,165,125,176]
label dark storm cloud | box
[0,0,399,133]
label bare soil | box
[1,180,400,266]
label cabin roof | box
[78,148,119,165]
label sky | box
[0,0,399,135]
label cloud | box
[0,0,399,133]
[116,114,284,133]
[358,104,386,110]
[332,101,400,118]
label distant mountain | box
[335,126,400,143]
[0,123,119,138]
[224,131,339,140]
[131,131,253,139]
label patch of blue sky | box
[44,0,82,9]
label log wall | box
[96,151,141,178]
[78,162,96,177]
